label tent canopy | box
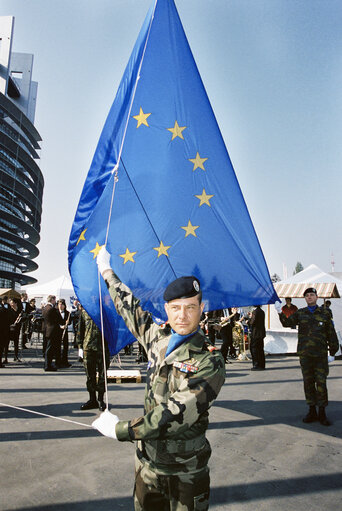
[274,264,341,298]
[0,288,21,299]
[274,281,339,298]
[24,275,76,307]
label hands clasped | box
[92,409,119,440]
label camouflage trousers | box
[83,349,109,395]
[299,355,329,407]
[133,454,210,511]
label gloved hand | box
[78,348,83,359]
[97,246,112,274]
[328,355,335,363]
[92,409,119,439]
[274,301,282,314]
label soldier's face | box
[304,292,317,306]
[165,296,204,336]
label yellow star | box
[189,152,208,171]
[195,189,214,207]
[119,248,137,264]
[90,242,105,259]
[181,220,199,238]
[167,120,186,141]
[76,228,87,245]
[153,241,171,258]
[133,107,151,128]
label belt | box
[145,435,206,454]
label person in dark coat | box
[42,295,63,371]
[6,298,23,362]
[248,305,266,370]
[20,292,34,349]
[57,299,71,368]
[0,303,11,367]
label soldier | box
[275,288,338,426]
[77,308,110,411]
[92,247,225,511]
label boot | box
[80,392,98,410]
[318,406,331,426]
[98,392,106,411]
[302,405,318,423]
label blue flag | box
[68,0,278,355]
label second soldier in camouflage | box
[277,287,338,426]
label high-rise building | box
[0,16,43,289]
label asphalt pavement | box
[1,338,341,511]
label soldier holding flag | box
[92,247,225,511]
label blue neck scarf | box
[308,305,318,313]
[165,329,198,357]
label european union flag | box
[68,0,278,354]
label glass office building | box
[0,16,43,289]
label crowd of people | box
[0,291,335,375]
[0,293,82,369]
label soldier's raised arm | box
[97,246,158,353]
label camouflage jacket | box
[77,309,103,351]
[279,306,338,357]
[104,270,225,472]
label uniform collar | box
[163,330,205,364]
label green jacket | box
[77,309,103,351]
[104,269,225,473]
[279,306,338,357]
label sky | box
[1,0,342,287]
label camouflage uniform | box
[77,309,110,397]
[103,270,225,511]
[279,306,338,407]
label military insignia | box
[173,361,199,374]
[193,280,200,292]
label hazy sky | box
[1,0,341,286]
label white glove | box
[274,301,282,314]
[97,246,112,274]
[328,355,335,363]
[78,348,83,359]
[92,409,119,439]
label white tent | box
[24,275,76,308]
[265,264,342,354]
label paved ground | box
[1,338,341,511]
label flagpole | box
[97,0,159,409]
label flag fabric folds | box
[68,0,278,355]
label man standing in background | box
[248,305,266,370]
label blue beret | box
[163,276,201,302]
[303,287,317,296]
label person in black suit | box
[7,298,23,362]
[20,292,34,349]
[0,302,11,367]
[42,295,63,371]
[57,299,71,368]
[248,305,266,370]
